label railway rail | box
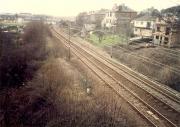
[132,40,180,59]
[106,45,180,74]
[52,27,180,127]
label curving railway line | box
[52,27,180,127]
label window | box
[164,37,169,41]
[110,12,112,17]
[157,26,160,32]
[164,37,169,44]
[147,22,151,28]
[166,27,170,35]
[156,36,159,39]
[109,12,112,17]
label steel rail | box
[56,28,180,104]
[52,29,179,127]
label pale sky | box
[0,0,179,17]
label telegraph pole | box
[127,20,131,45]
[111,25,115,58]
[111,45,113,58]
[68,22,71,60]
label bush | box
[159,67,180,91]
[0,22,51,88]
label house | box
[101,4,137,31]
[76,9,108,28]
[132,15,157,38]
[17,13,32,23]
[87,9,108,26]
[16,17,24,23]
[153,16,180,47]
[0,13,17,23]
[81,24,96,37]
[76,9,108,37]
[101,11,117,29]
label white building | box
[153,17,180,47]
[16,17,24,23]
[101,11,117,28]
[101,4,137,30]
[132,15,156,38]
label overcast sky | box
[0,0,179,16]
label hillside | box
[161,5,180,17]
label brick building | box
[153,17,180,47]
[101,4,137,31]
[132,15,156,38]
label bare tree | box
[94,31,105,43]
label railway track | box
[108,45,180,74]
[59,30,180,104]
[132,40,180,59]
[52,28,180,127]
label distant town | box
[73,4,180,47]
[1,2,180,127]
[0,4,179,47]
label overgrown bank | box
[105,44,180,91]
[0,22,53,126]
[81,33,180,91]
[0,22,51,88]
[0,24,139,127]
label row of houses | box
[76,4,137,32]
[0,13,58,24]
[132,15,180,47]
[76,4,180,47]
[101,4,137,30]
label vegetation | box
[137,7,161,17]
[27,59,129,127]
[0,23,135,127]
[76,12,87,27]
[0,22,51,88]
[161,5,180,17]
[87,33,126,47]
[106,44,180,91]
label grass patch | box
[87,33,127,47]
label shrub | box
[0,22,51,88]
[159,67,180,90]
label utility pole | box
[111,25,115,58]
[126,23,128,45]
[111,45,113,58]
[126,21,130,45]
[68,22,71,60]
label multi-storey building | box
[76,9,108,27]
[101,4,137,31]
[153,17,180,47]
[132,15,156,38]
